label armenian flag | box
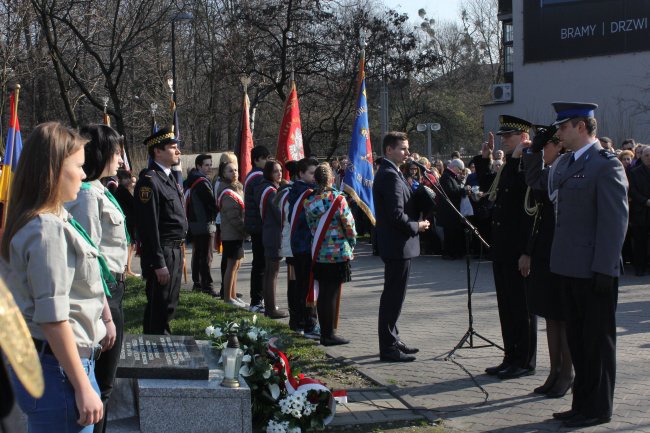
[0,87,23,207]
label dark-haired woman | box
[66,124,128,433]
[521,132,573,398]
[255,160,289,318]
[305,163,356,346]
[2,122,106,431]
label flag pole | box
[2,84,20,228]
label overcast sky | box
[382,0,464,24]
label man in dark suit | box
[373,132,430,362]
[476,115,536,380]
[524,102,628,428]
[135,127,188,335]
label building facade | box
[484,0,650,145]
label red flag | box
[238,91,254,182]
[275,81,304,180]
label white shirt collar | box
[384,158,400,171]
[154,161,172,176]
[573,141,597,161]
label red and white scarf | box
[289,188,313,236]
[244,170,262,192]
[259,185,276,220]
[306,194,344,306]
[217,188,244,210]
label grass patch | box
[122,276,370,388]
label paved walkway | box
[184,241,650,432]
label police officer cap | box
[552,102,598,126]
[143,126,179,148]
[495,115,532,135]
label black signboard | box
[116,334,209,380]
[524,0,650,63]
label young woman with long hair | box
[2,122,107,432]
[65,124,128,433]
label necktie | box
[568,153,576,167]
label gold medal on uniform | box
[0,269,44,398]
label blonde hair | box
[1,122,88,260]
[220,151,237,165]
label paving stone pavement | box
[181,241,650,432]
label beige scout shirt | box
[66,180,128,273]
[9,211,106,347]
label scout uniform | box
[134,127,188,335]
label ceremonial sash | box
[289,188,313,236]
[267,338,347,425]
[279,188,291,227]
[217,188,244,210]
[184,177,212,215]
[244,170,262,192]
[306,194,344,306]
[259,185,276,220]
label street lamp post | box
[416,122,441,161]
[170,12,193,104]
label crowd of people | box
[0,99,644,431]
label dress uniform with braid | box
[135,127,188,335]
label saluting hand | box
[482,132,495,158]
[418,219,430,232]
[155,266,171,285]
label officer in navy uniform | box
[476,115,536,379]
[135,127,188,335]
[523,103,628,428]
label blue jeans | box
[9,353,100,433]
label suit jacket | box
[523,143,629,278]
[629,163,650,227]
[372,159,420,259]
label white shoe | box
[235,297,249,308]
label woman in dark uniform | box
[520,127,573,397]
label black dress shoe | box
[497,366,535,380]
[320,335,349,346]
[396,341,419,354]
[485,362,510,376]
[380,351,416,362]
[533,379,555,395]
[552,409,579,420]
[563,414,611,428]
[546,379,573,398]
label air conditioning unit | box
[491,83,512,102]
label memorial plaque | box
[117,334,209,380]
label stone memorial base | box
[110,339,251,433]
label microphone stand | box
[418,168,503,359]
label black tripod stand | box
[421,174,503,360]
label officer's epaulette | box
[139,168,154,178]
[599,149,616,160]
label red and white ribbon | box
[289,188,313,236]
[244,170,262,192]
[217,188,244,210]
[259,185,276,220]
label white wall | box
[483,2,650,145]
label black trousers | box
[94,280,125,433]
[560,276,617,418]
[317,279,341,339]
[250,233,265,305]
[191,233,214,290]
[442,225,465,258]
[378,258,411,353]
[492,260,537,369]
[143,246,183,335]
[291,253,318,331]
[631,225,650,273]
